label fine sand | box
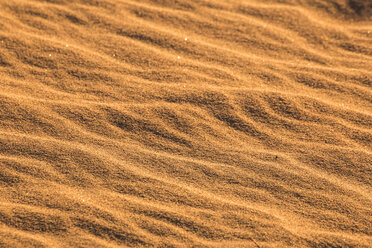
[0,0,371,247]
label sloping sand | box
[0,0,371,247]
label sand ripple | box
[0,0,371,247]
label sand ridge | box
[0,0,371,247]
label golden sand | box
[0,0,371,247]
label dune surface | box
[0,0,371,247]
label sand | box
[0,0,371,247]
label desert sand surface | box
[0,0,371,247]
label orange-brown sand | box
[0,0,371,247]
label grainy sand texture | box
[0,0,371,247]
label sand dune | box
[0,0,371,247]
